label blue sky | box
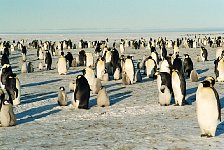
[0,0,224,33]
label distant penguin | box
[120,43,125,54]
[86,52,94,67]
[122,71,131,85]
[134,69,142,82]
[200,47,208,62]
[145,56,157,78]
[161,46,167,60]
[71,58,77,67]
[172,69,186,106]
[21,61,28,73]
[97,87,110,107]
[69,80,76,92]
[124,56,135,84]
[83,67,95,89]
[22,53,26,62]
[113,67,121,80]
[196,80,221,137]
[0,99,16,127]
[12,75,21,106]
[45,50,52,70]
[160,58,171,74]
[27,62,34,73]
[183,54,193,77]
[101,69,109,81]
[39,62,43,70]
[73,75,90,109]
[65,52,73,67]
[155,72,172,106]
[216,48,224,59]
[58,87,67,106]
[58,52,67,75]
[78,50,86,66]
[38,48,44,60]
[0,64,13,89]
[92,78,102,94]
[190,70,199,82]
[196,55,201,62]
[1,53,9,66]
[151,46,159,65]
[96,57,105,79]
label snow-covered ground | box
[0,33,224,150]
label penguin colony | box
[0,35,223,139]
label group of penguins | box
[0,35,224,138]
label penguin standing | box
[120,42,125,54]
[122,71,131,85]
[200,47,208,62]
[160,58,171,74]
[21,61,28,73]
[27,62,34,73]
[92,78,102,94]
[83,67,95,89]
[57,87,67,106]
[45,50,52,70]
[196,80,221,137]
[0,64,13,89]
[12,75,21,106]
[113,67,121,80]
[86,52,94,67]
[73,75,90,109]
[151,46,159,65]
[155,72,172,106]
[173,55,183,73]
[57,52,68,75]
[1,53,9,66]
[97,87,110,107]
[124,56,135,84]
[190,70,199,82]
[65,52,73,67]
[134,69,142,82]
[171,69,186,106]
[78,50,86,66]
[38,62,43,70]
[183,54,193,77]
[214,55,224,82]
[96,57,105,79]
[145,56,157,78]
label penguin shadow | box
[216,121,224,136]
[67,70,83,75]
[219,97,224,109]
[107,87,126,93]
[16,103,60,124]
[198,76,206,82]
[109,91,132,105]
[185,87,197,105]
[21,91,58,104]
[21,79,62,88]
[196,68,209,75]
[104,82,122,89]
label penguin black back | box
[45,50,52,70]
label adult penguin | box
[83,67,95,90]
[173,54,183,73]
[124,56,135,84]
[45,50,52,70]
[155,71,172,106]
[57,52,67,75]
[160,57,171,74]
[0,64,13,89]
[65,52,73,67]
[5,73,18,105]
[196,80,221,137]
[1,53,9,66]
[183,54,193,77]
[200,47,208,62]
[145,56,157,78]
[111,48,120,73]
[96,57,105,80]
[161,46,167,60]
[78,50,86,66]
[85,52,94,67]
[151,46,159,65]
[73,75,90,109]
[214,54,224,82]
[171,69,186,106]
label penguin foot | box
[201,134,207,137]
[174,104,179,106]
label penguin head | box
[59,86,65,91]
[205,76,215,86]
[202,80,212,87]
[3,100,10,105]
[184,54,189,58]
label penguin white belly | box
[124,60,134,84]
[200,51,205,62]
[86,53,94,67]
[151,52,158,65]
[196,89,218,136]
[217,60,224,82]
[160,60,170,74]
[58,57,67,75]
[120,44,125,54]
[159,85,171,106]
[97,61,105,79]
[13,78,21,106]
[85,70,95,89]
[216,48,223,59]
[0,105,10,127]
[145,60,155,78]
[172,73,183,105]
[114,68,121,80]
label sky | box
[0,0,224,33]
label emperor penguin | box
[183,54,193,77]
[171,69,186,106]
[21,61,28,73]
[57,87,68,106]
[113,67,121,80]
[196,80,221,137]
[45,50,52,70]
[97,86,110,107]
[200,47,208,62]
[39,62,43,70]
[173,55,183,73]
[27,62,34,73]
[69,80,76,92]
[161,46,167,60]
[214,55,224,82]
[65,52,73,67]
[124,56,135,84]
[83,67,95,89]
[105,50,113,76]
[101,69,109,81]
[134,69,142,82]
[122,71,131,85]
[12,75,21,106]
[96,57,105,79]
[160,58,171,74]
[150,46,159,65]
[145,56,157,78]
[22,53,26,62]
[0,89,16,127]
[216,48,224,59]
[0,64,13,89]
[73,75,90,109]
[92,78,102,94]
[190,70,199,82]
[155,71,172,106]
[78,50,86,66]
[71,58,77,67]
[38,48,44,60]
[1,53,10,66]
[86,52,94,67]
[58,52,68,75]
[120,42,125,54]
[196,55,201,62]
